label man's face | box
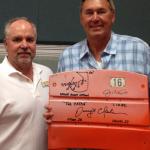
[80,0,115,39]
[4,20,36,69]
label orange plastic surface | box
[49,70,148,98]
[48,124,150,150]
[50,99,149,126]
[48,70,150,150]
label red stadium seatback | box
[48,70,150,150]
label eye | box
[26,37,35,43]
[12,37,22,43]
[97,9,108,15]
[84,10,94,16]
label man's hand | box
[43,104,54,124]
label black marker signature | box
[61,72,89,92]
[97,106,128,118]
[75,107,96,118]
[74,106,128,118]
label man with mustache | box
[0,17,53,150]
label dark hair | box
[80,0,115,12]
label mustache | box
[17,49,32,55]
[90,21,103,27]
[90,23,103,27]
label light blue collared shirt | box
[58,33,150,79]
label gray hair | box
[4,17,37,39]
[80,0,115,12]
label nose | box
[20,40,28,49]
[91,12,99,21]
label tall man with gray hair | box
[58,0,150,74]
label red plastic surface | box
[48,70,150,150]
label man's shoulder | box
[112,33,149,47]
[63,39,86,52]
[33,62,53,74]
[60,39,86,58]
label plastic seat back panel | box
[48,124,150,150]
[48,70,150,149]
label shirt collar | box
[104,32,117,55]
[79,32,117,60]
[79,39,89,59]
[1,57,42,77]
[1,57,19,75]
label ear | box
[112,11,116,24]
[3,38,8,51]
[80,13,83,27]
[4,38,7,46]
